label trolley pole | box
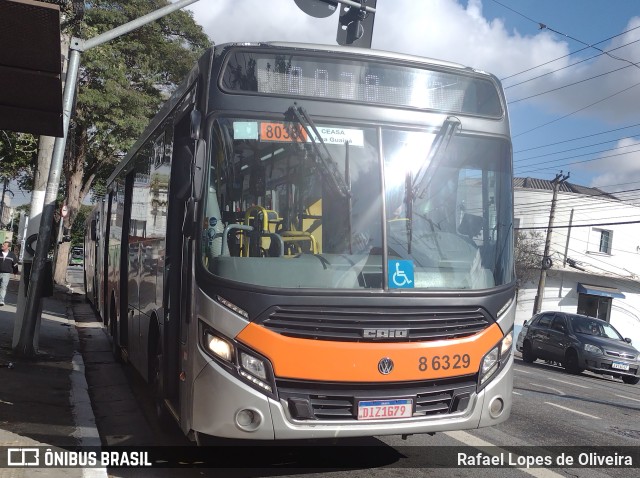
[14,0,201,357]
[533,171,570,315]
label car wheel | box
[563,349,583,375]
[622,375,640,385]
[522,341,537,363]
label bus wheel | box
[152,334,174,431]
[110,316,122,363]
[195,432,228,447]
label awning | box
[577,283,625,299]
[0,0,63,137]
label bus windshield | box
[200,116,513,290]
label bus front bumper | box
[191,354,513,440]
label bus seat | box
[281,231,318,255]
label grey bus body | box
[86,42,516,442]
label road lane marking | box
[547,377,589,389]
[445,430,564,478]
[530,383,566,396]
[615,394,640,403]
[513,391,523,395]
[544,402,601,419]
[514,368,533,374]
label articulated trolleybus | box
[85,42,515,443]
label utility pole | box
[533,171,570,314]
[13,0,201,358]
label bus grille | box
[259,306,491,341]
[277,377,476,421]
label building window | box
[597,229,612,254]
[590,228,612,254]
[577,294,611,322]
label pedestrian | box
[0,240,19,306]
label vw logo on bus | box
[378,357,394,375]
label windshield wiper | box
[412,116,461,199]
[286,105,351,199]
[405,116,461,254]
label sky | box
[8,0,640,206]
[181,0,640,198]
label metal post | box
[13,0,201,357]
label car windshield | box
[200,116,513,290]
[570,316,624,340]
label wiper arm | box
[412,116,461,199]
[286,105,351,199]
[405,116,461,254]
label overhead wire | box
[514,123,640,154]
[488,0,640,137]
[504,36,640,89]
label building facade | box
[514,178,640,346]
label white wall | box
[514,187,640,348]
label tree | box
[0,131,38,192]
[52,0,211,284]
[514,230,545,298]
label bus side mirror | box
[190,110,202,140]
[193,139,206,202]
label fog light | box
[489,397,504,418]
[235,408,262,432]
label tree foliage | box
[514,230,545,296]
[0,131,38,192]
[70,0,211,205]
[50,0,210,283]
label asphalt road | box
[66,266,640,478]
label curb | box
[67,297,108,478]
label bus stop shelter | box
[0,0,63,137]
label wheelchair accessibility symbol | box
[389,260,414,289]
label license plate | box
[612,361,630,371]
[357,399,413,420]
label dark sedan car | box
[516,312,640,384]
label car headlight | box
[584,344,603,355]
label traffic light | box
[336,0,376,47]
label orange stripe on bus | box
[236,323,504,382]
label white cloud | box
[588,138,640,190]
[186,0,639,123]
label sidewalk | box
[0,275,104,478]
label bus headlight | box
[205,333,234,362]
[478,329,513,390]
[479,346,499,385]
[199,321,276,397]
[240,351,267,380]
[500,331,513,360]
